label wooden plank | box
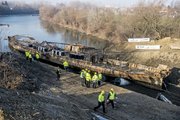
[135,45,161,50]
[128,38,150,42]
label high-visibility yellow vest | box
[80,70,84,78]
[28,53,32,59]
[98,73,102,80]
[85,73,91,81]
[25,51,29,57]
[63,61,69,67]
[98,93,105,102]
[109,91,115,100]
[36,53,40,59]
[83,71,87,78]
[92,74,98,82]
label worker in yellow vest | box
[106,88,117,109]
[25,51,29,60]
[63,60,69,71]
[80,69,85,86]
[98,72,102,87]
[85,70,91,88]
[83,69,88,85]
[28,52,32,62]
[35,51,40,61]
[92,72,98,88]
[94,90,106,113]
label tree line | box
[39,1,180,43]
[0,1,39,15]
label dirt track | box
[0,53,180,120]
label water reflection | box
[40,21,110,49]
[0,15,110,51]
[0,40,10,52]
[40,20,57,34]
[0,26,10,52]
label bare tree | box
[39,0,180,43]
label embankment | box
[0,52,180,120]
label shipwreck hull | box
[8,36,170,89]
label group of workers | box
[25,51,117,114]
[25,50,40,62]
[94,88,117,113]
[80,69,103,88]
[80,68,117,113]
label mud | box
[0,53,180,120]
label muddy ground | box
[0,52,180,120]
[107,37,180,68]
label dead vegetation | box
[0,53,90,120]
[0,53,23,89]
[39,1,180,43]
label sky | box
[3,0,180,8]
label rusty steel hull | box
[8,36,170,89]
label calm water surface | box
[0,15,110,52]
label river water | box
[0,15,110,52]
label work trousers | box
[98,80,101,86]
[81,78,84,86]
[92,81,97,88]
[57,74,60,80]
[107,100,114,109]
[29,58,32,62]
[94,101,105,113]
[86,80,90,88]
[36,58,39,61]
[84,78,86,86]
[64,66,68,71]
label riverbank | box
[0,53,180,119]
[40,18,180,68]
